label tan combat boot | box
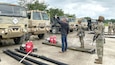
[80,45,84,48]
[95,59,99,61]
[94,61,102,64]
[80,46,84,48]
[94,57,102,64]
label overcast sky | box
[0,0,115,19]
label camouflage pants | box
[108,28,112,34]
[113,29,115,34]
[96,38,104,61]
[79,36,84,48]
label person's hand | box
[55,15,57,18]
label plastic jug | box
[50,36,57,44]
[50,36,54,43]
[53,36,56,44]
[25,41,33,53]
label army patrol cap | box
[98,16,104,21]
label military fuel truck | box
[50,16,75,34]
[0,3,28,44]
[68,17,76,32]
[50,17,60,34]
[75,18,97,31]
[27,10,50,39]
[75,18,88,30]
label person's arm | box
[67,24,69,34]
[94,27,100,35]
[55,17,62,24]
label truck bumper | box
[1,31,25,38]
[70,26,75,30]
[45,26,51,32]
[33,30,46,35]
[30,28,46,35]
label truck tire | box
[25,33,31,41]
[70,29,73,32]
[38,34,44,39]
[52,27,57,34]
[14,36,24,44]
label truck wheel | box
[70,29,73,32]
[52,27,57,34]
[14,36,24,44]
[25,33,31,41]
[38,34,44,39]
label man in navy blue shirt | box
[55,17,69,53]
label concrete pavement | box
[0,31,115,65]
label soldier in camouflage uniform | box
[108,22,113,35]
[77,19,85,48]
[94,16,105,64]
[112,22,115,35]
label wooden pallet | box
[42,41,95,54]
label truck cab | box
[50,16,75,33]
[0,3,28,44]
[68,17,76,32]
[27,10,50,39]
[75,18,88,31]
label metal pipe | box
[38,56,68,65]
[19,50,31,63]
[3,50,32,65]
[15,49,68,65]
[15,49,39,57]
[7,50,48,65]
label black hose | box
[3,50,32,65]
[38,56,68,65]
[15,49,39,57]
[7,50,48,65]
[15,49,68,65]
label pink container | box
[50,36,57,44]
[25,41,33,53]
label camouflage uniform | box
[108,22,113,35]
[113,23,115,35]
[91,23,94,31]
[94,16,105,64]
[77,20,85,48]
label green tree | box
[104,19,115,24]
[84,17,91,20]
[18,0,27,6]
[47,8,64,18]
[26,1,48,11]
[64,14,76,18]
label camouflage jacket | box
[108,24,113,29]
[94,22,105,39]
[77,24,85,37]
